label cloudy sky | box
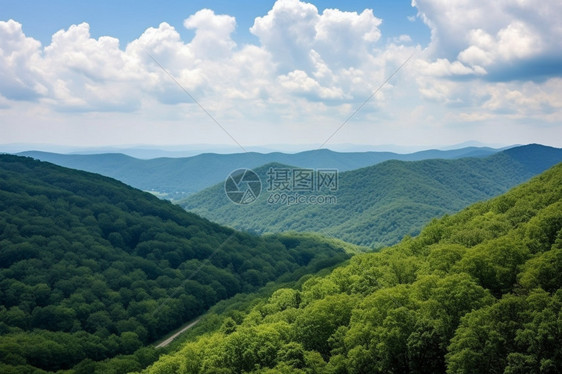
[1,0,561,151]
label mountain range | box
[2,145,561,373]
[182,144,562,248]
[18,147,500,200]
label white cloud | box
[184,9,236,59]
[278,69,344,100]
[416,57,484,77]
[0,0,561,148]
[413,0,562,81]
[393,34,412,44]
[406,0,562,142]
[250,0,383,72]
[42,23,142,111]
[313,8,382,68]
[126,22,204,105]
[457,21,542,68]
[481,79,562,119]
[0,20,46,100]
[0,2,401,115]
[250,0,319,72]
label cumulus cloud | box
[184,9,237,59]
[416,58,485,78]
[0,0,560,148]
[248,0,406,105]
[0,20,46,100]
[250,0,319,72]
[251,0,383,72]
[278,69,345,101]
[0,0,405,114]
[0,10,248,111]
[405,0,562,133]
[42,23,143,111]
[413,0,562,81]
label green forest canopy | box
[145,161,562,374]
[0,155,354,373]
[182,144,562,248]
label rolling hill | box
[0,155,354,373]
[181,144,562,248]
[143,161,562,374]
[19,146,499,200]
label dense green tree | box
[0,155,353,373]
[142,162,562,374]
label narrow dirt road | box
[155,319,201,348]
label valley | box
[2,1,561,373]
[144,161,562,374]
[1,145,561,373]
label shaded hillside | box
[19,146,499,200]
[143,161,562,374]
[182,144,562,248]
[0,155,352,373]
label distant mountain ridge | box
[181,144,562,248]
[18,146,500,200]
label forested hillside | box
[20,146,498,200]
[0,155,352,373]
[182,144,562,248]
[143,161,562,374]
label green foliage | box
[0,155,352,373]
[144,162,562,374]
[182,145,562,248]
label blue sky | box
[2,1,428,45]
[0,0,561,151]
